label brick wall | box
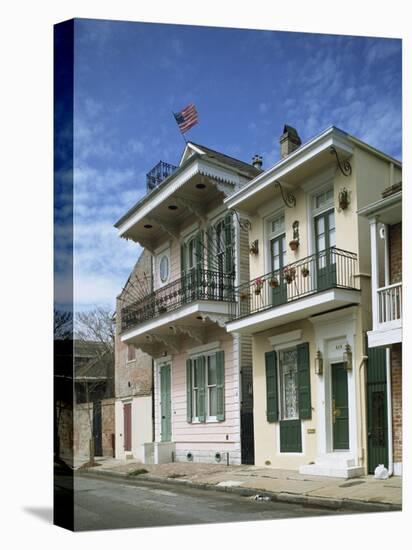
[101,398,115,456]
[391,343,402,463]
[115,249,153,400]
[389,223,402,284]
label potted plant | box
[270,277,279,288]
[289,239,299,251]
[283,266,296,284]
[254,277,264,295]
[301,265,310,278]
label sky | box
[65,18,401,312]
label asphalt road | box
[71,474,351,531]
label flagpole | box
[172,111,188,146]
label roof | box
[114,142,261,228]
[187,142,262,179]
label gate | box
[92,401,103,457]
[366,346,388,473]
[240,367,255,465]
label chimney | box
[279,125,301,158]
[252,154,263,169]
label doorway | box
[270,233,287,306]
[331,362,349,450]
[315,209,336,291]
[160,364,172,442]
[366,346,388,473]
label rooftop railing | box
[146,160,178,193]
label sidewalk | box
[76,457,402,512]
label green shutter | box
[297,342,311,420]
[195,230,203,269]
[186,359,192,423]
[280,420,302,452]
[224,213,234,274]
[198,356,206,422]
[216,350,225,421]
[265,351,278,422]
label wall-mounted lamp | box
[338,187,350,211]
[289,220,300,251]
[343,343,352,371]
[250,239,259,255]
[314,350,323,375]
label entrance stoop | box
[299,454,365,478]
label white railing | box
[377,282,402,326]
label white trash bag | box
[374,464,389,480]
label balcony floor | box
[226,287,361,334]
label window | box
[279,349,299,420]
[127,344,136,362]
[270,213,285,235]
[265,343,311,453]
[187,350,225,422]
[314,187,333,211]
[159,254,169,283]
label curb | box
[78,468,401,513]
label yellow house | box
[225,125,401,478]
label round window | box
[159,255,169,283]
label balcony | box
[121,269,235,334]
[368,282,402,347]
[227,248,360,334]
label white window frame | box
[126,344,136,366]
[190,350,219,422]
[264,208,285,274]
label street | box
[71,473,352,531]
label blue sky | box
[68,18,401,311]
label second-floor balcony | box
[121,269,235,335]
[227,248,361,334]
[368,282,402,347]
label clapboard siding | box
[154,328,241,448]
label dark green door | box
[315,209,336,291]
[331,362,349,450]
[160,364,172,442]
[270,233,287,306]
[367,347,388,473]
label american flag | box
[173,104,198,134]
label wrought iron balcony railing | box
[146,160,178,193]
[229,247,359,321]
[121,269,235,332]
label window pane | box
[209,387,217,416]
[208,355,217,386]
[328,211,335,230]
[316,217,325,235]
[279,349,299,420]
[317,234,326,252]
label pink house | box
[114,143,260,464]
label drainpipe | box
[358,355,368,469]
[386,348,393,476]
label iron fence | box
[230,247,358,321]
[121,269,235,332]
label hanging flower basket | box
[289,239,299,251]
[283,266,296,284]
[254,277,264,295]
[240,291,249,300]
[270,277,279,288]
[301,266,310,278]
